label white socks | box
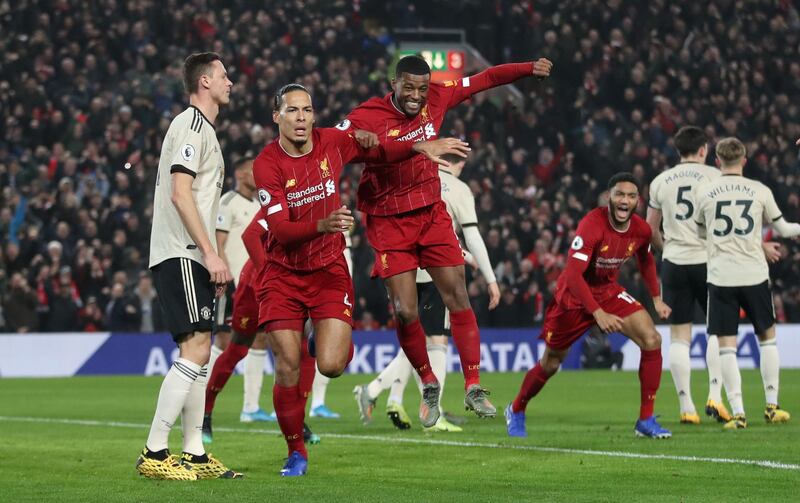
[146,358,200,452]
[208,344,223,372]
[668,340,695,414]
[310,366,330,409]
[367,350,412,403]
[759,339,780,405]
[182,364,208,456]
[720,347,744,416]
[705,335,723,403]
[242,349,266,413]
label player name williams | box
[286,180,336,208]
[704,183,756,199]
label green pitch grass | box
[2,370,798,502]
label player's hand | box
[204,251,233,288]
[318,206,354,234]
[763,241,782,264]
[796,137,800,146]
[354,129,379,149]
[487,282,501,310]
[653,297,672,320]
[592,309,624,334]
[532,58,553,79]
[413,138,471,167]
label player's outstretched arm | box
[444,58,553,108]
[171,172,232,286]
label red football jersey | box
[253,127,408,272]
[555,207,660,313]
[346,62,534,216]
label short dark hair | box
[440,153,467,166]
[273,83,311,111]
[234,157,255,171]
[673,126,708,158]
[607,172,640,192]
[183,52,222,94]
[395,55,431,78]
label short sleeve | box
[448,179,478,227]
[762,185,783,223]
[216,199,232,232]
[648,176,662,210]
[169,122,204,176]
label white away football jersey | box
[648,162,720,265]
[695,174,782,286]
[149,106,224,269]
[217,190,259,284]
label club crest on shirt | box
[420,105,430,123]
[285,179,297,188]
[626,242,635,256]
[600,244,609,253]
[388,129,400,137]
[320,158,331,178]
[444,80,457,87]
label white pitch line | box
[2,415,798,471]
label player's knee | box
[642,330,662,350]
[274,364,300,385]
[395,306,419,326]
[541,358,561,376]
[316,357,346,378]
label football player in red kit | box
[342,55,553,425]
[253,83,469,476]
[506,172,673,439]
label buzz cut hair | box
[273,83,311,111]
[395,55,431,77]
[673,126,708,158]
[183,52,222,94]
[234,156,255,171]
[607,171,640,193]
[715,137,746,166]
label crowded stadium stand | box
[2,0,800,333]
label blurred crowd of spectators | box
[2,0,800,332]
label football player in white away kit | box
[353,153,500,431]
[647,126,780,425]
[695,137,798,429]
[137,52,241,480]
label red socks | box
[273,384,307,459]
[511,362,550,413]
[299,338,316,404]
[639,348,662,420]
[397,318,436,384]
[449,308,481,389]
[204,342,249,414]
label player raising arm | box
[506,173,673,439]
[342,55,553,426]
[695,137,800,429]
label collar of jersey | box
[190,105,215,131]
[278,138,313,158]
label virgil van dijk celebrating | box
[253,84,469,476]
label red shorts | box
[230,265,259,336]
[539,286,644,351]
[366,201,464,279]
[258,254,354,332]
